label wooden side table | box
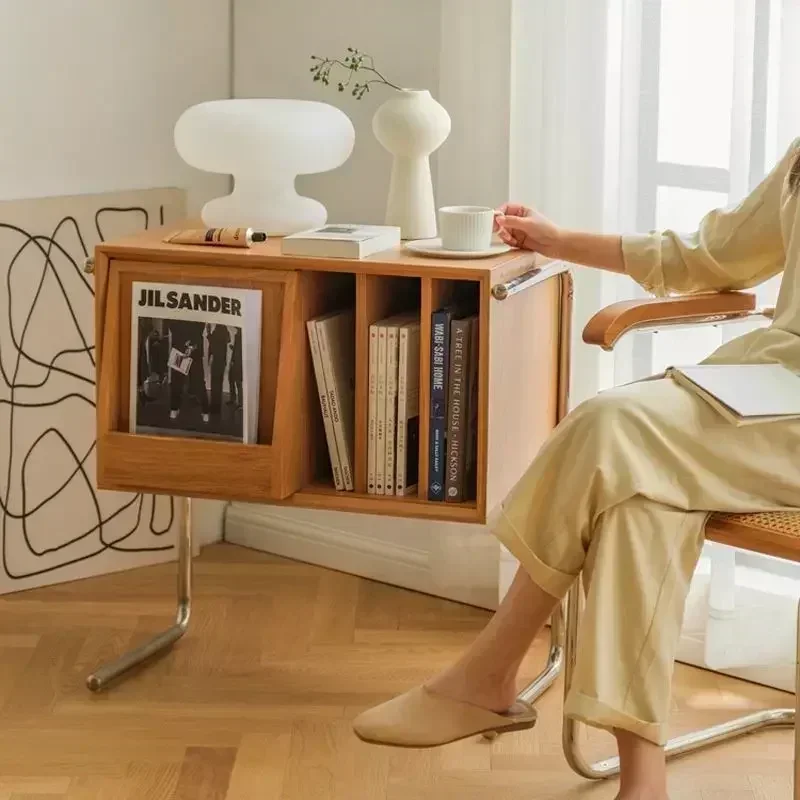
[85,221,573,689]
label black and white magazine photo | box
[130,282,261,443]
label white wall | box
[0,0,234,551]
[234,0,442,225]
[0,0,231,214]
[227,0,522,608]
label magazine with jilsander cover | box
[130,281,262,443]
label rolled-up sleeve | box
[621,138,800,297]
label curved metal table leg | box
[561,580,796,781]
[86,497,193,692]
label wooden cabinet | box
[93,222,572,524]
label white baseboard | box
[223,503,500,609]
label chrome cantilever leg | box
[86,497,193,692]
[561,580,796,781]
[519,600,566,705]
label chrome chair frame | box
[515,585,797,792]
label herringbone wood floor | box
[0,543,793,799]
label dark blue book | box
[428,306,454,500]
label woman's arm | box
[497,136,799,295]
[553,231,625,275]
[494,204,625,274]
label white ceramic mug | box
[438,205,495,251]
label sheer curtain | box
[510,0,800,681]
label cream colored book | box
[375,323,388,495]
[396,320,421,496]
[382,313,417,495]
[384,323,400,495]
[306,319,343,490]
[666,364,800,425]
[315,310,356,491]
[367,323,379,495]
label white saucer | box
[404,238,512,259]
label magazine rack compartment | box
[95,258,304,501]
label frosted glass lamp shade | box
[174,99,355,235]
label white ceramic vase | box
[372,90,451,240]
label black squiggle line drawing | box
[0,205,175,582]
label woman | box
[353,137,800,800]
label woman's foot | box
[424,666,518,714]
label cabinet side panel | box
[485,278,560,514]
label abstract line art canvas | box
[0,188,186,594]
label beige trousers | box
[493,377,800,745]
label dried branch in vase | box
[309,48,402,99]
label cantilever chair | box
[507,288,800,795]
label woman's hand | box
[494,203,563,258]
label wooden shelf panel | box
[97,432,281,502]
[288,483,481,523]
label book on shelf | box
[396,319,421,496]
[464,318,480,498]
[445,315,477,503]
[384,313,419,495]
[375,321,388,495]
[129,281,261,443]
[367,323,379,494]
[307,319,344,491]
[367,311,421,497]
[384,322,400,495]
[281,224,401,259]
[665,363,800,425]
[428,306,455,501]
[308,309,356,491]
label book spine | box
[306,320,344,491]
[375,323,388,495]
[367,324,378,495]
[316,318,354,491]
[465,317,479,499]
[428,309,451,501]
[445,318,470,503]
[395,326,408,496]
[384,324,399,495]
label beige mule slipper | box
[352,685,537,748]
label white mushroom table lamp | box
[174,99,356,236]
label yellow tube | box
[162,227,267,248]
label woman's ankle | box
[426,665,519,712]
[614,728,667,799]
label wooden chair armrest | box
[583,292,767,351]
